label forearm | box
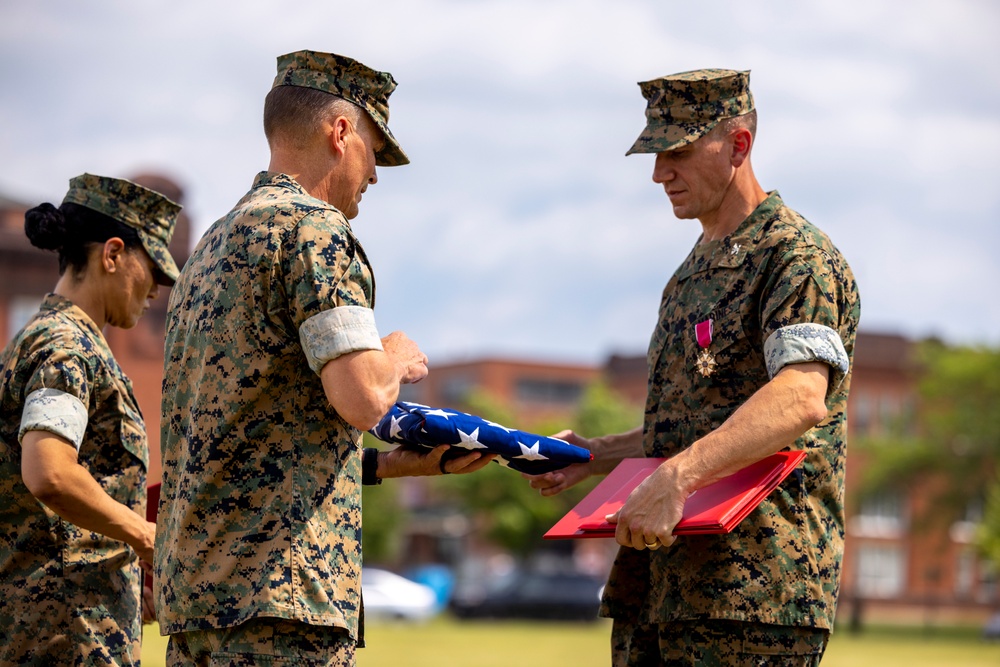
[667,362,829,493]
[322,350,401,430]
[21,431,154,560]
[588,426,645,475]
[321,331,428,431]
[35,467,151,549]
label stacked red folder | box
[544,450,806,539]
[146,482,160,523]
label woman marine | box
[0,174,180,665]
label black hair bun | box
[24,202,67,251]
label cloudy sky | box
[2,0,998,365]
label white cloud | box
[1,0,997,362]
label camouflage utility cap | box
[62,173,182,285]
[273,50,409,167]
[626,68,753,155]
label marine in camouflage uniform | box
[529,70,859,665]
[156,51,470,666]
[0,174,181,666]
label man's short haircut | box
[263,85,361,148]
[717,109,758,141]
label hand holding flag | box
[369,402,593,474]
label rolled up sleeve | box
[19,387,89,449]
[764,323,850,391]
[298,305,383,375]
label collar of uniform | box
[40,292,107,343]
[715,190,784,267]
[252,171,310,195]
[677,191,782,280]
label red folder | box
[146,482,160,523]
[543,450,806,539]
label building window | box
[850,491,906,538]
[514,379,583,405]
[979,562,998,604]
[440,375,474,404]
[397,383,423,404]
[878,394,901,433]
[955,550,975,599]
[856,544,906,599]
[950,497,984,544]
[853,390,872,433]
[8,294,44,339]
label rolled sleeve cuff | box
[19,388,88,450]
[299,306,384,375]
[764,323,850,391]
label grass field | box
[141,617,1000,666]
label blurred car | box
[984,611,1000,640]
[362,567,439,621]
[450,570,604,622]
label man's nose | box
[652,158,674,183]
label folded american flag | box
[369,402,593,474]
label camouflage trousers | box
[611,618,829,666]
[0,597,141,666]
[165,618,355,667]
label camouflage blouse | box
[601,192,860,631]
[156,172,378,640]
[0,293,147,664]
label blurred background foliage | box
[854,341,1000,567]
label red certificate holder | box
[543,450,806,539]
[146,482,161,523]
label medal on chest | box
[694,319,717,377]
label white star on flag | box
[424,408,454,419]
[457,427,488,449]
[389,415,406,439]
[514,441,548,461]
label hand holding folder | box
[544,450,806,539]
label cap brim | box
[625,121,718,156]
[367,113,409,167]
[375,141,409,167]
[139,231,180,286]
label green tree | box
[574,380,643,439]
[856,341,1000,565]
[435,383,641,557]
[360,432,406,563]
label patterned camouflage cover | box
[273,50,409,168]
[156,172,376,640]
[601,193,861,632]
[62,173,182,285]
[0,294,148,664]
[626,69,753,155]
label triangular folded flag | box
[369,401,593,474]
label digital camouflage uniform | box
[0,295,148,665]
[0,174,178,666]
[607,70,862,665]
[156,52,409,663]
[156,170,380,639]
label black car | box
[450,570,604,622]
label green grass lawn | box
[141,617,1000,666]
